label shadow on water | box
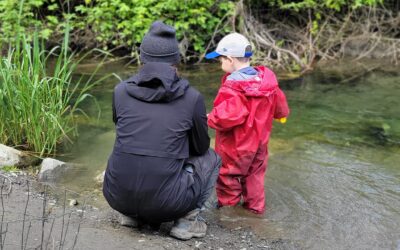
[61,61,400,249]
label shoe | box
[120,214,140,228]
[170,209,207,240]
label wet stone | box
[38,158,71,182]
[69,199,78,206]
[0,144,38,168]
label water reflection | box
[62,62,400,249]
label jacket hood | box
[125,62,189,102]
[222,66,278,97]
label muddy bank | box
[0,171,298,250]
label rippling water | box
[61,62,400,249]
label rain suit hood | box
[125,62,188,102]
[222,65,278,97]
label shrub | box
[0,0,235,61]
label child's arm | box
[274,88,290,120]
[208,88,249,131]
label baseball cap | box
[205,33,252,59]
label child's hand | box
[274,117,287,124]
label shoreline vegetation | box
[0,0,399,72]
[0,0,399,156]
[0,30,109,157]
[0,1,110,157]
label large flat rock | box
[0,144,38,168]
[38,158,71,182]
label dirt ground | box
[0,171,297,250]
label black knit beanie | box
[140,21,180,64]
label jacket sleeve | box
[112,91,117,124]
[188,94,210,156]
[273,88,290,119]
[207,88,249,131]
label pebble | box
[48,201,56,206]
[69,199,78,206]
[195,241,203,248]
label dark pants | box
[186,148,222,209]
[105,148,221,223]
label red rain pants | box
[216,145,268,214]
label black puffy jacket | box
[103,62,210,223]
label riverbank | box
[0,171,298,250]
[1,59,399,249]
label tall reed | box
[0,22,105,157]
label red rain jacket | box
[208,66,289,176]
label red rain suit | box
[207,66,289,213]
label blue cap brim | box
[205,51,221,59]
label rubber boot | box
[170,209,207,240]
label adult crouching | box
[102,21,221,240]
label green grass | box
[0,18,108,156]
[0,166,19,173]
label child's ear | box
[226,56,234,63]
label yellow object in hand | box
[275,117,287,124]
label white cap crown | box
[216,33,252,57]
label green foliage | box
[1,165,19,172]
[74,0,234,56]
[269,0,383,11]
[0,0,389,63]
[0,0,48,43]
[0,0,235,59]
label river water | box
[60,61,400,249]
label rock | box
[69,199,78,206]
[0,144,39,168]
[0,144,20,167]
[94,170,105,184]
[38,158,71,182]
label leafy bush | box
[0,0,50,43]
[74,0,234,59]
[264,0,383,11]
[0,0,235,60]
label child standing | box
[205,33,289,214]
